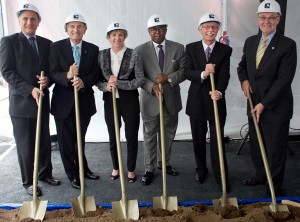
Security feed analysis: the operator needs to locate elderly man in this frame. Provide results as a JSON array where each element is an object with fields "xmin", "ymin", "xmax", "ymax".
[
  {"xmin": 0, "ymin": 3, "xmax": 60, "ymax": 196},
  {"xmin": 49, "ymin": 13, "xmax": 101, "ymax": 189},
  {"xmin": 185, "ymin": 13, "xmax": 232, "ymax": 191},
  {"xmin": 136, "ymin": 15, "xmax": 185, "ymax": 185},
  {"xmin": 238, "ymin": 0, "xmax": 297, "ymax": 195}
]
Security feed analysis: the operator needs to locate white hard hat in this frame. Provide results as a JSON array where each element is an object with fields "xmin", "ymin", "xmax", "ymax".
[
  {"xmin": 65, "ymin": 13, "xmax": 86, "ymax": 26},
  {"xmin": 106, "ymin": 22, "xmax": 127, "ymax": 36},
  {"xmin": 257, "ymin": 0, "xmax": 281, "ymax": 15},
  {"xmin": 198, "ymin": 13, "xmax": 220, "ymax": 28},
  {"xmin": 16, "ymin": 3, "xmax": 40, "ymax": 20},
  {"xmin": 147, "ymin": 14, "xmax": 168, "ymax": 29}
]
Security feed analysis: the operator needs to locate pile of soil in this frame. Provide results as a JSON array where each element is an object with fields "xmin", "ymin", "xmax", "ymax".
[{"xmin": 1, "ymin": 202, "xmax": 300, "ymax": 222}]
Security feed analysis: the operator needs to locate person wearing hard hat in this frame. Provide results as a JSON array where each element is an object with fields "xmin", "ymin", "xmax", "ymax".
[
  {"xmin": 136, "ymin": 15, "xmax": 185, "ymax": 185},
  {"xmin": 97, "ymin": 22, "xmax": 145, "ymax": 183},
  {"xmin": 49, "ymin": 13, "xmax": 101, "ymax": 189},
  {"xmin": 0, "ymin": 3, "xmax": 61, "ymax": 196},
  {"xmin": 185, "ymin": 13, "xmax": 232, "ymax": 190},
  {"xmin": 238, "ymin": 0, "xmax": 297, "ymax": 195}
]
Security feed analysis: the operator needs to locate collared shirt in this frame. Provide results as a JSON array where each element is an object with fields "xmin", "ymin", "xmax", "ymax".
[
  {"xmin": 23, "ymin": 33, "xmax": 39, "ymax": 55},
  {"xmin": 152, "ymin": 40, "xmax": 166, "ymax": 62},
  {"xmin": 259, "ymin": 30, "xmax": 276, "ymax": 49},
  {"xmin": 110, "ymin": 46, "xmax": 127, "ymax": 98},
  {"xmin": 201, "ymin": 41, "xmax": 216, "ymax": 81}
]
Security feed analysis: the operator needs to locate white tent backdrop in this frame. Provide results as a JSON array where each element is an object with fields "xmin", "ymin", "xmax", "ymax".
[{"xmin": 1, "ymin": 0, "xmax": 299, "ymax": 142}]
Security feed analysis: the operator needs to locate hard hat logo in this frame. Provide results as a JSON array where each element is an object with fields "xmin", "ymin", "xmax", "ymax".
[
  {"xmin": 209, "ymin": 14, "xmax": 215, "ymax": 19},
  {"xmin": 265, "ymin": 3, "xmax": 271, "ymax": 9},
  {"xmin": 114, "ymin": 23, "xmax": 119, "ymax": 28},
  {"xmin": 154, "ymin": 18, "xmax": 160, "ymax": 23},
  {"xmin": 73, "ymin": 15, "xmax": 79, "ymax": 19},
  {"xmin": 23, "ymin": 4, "xmax": 29, "ymax": 9}
]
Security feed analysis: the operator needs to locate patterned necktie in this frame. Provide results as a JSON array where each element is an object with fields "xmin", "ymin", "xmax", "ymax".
[
  {"xmin": 158, "ymin": 45, "xmax": 164, "ymax": 72},
  {"xmin": 256, "ymin": 37, "xmax": 267, "ymax": 69},
  {"xmin": 205, "ymin": 47, "xmax": 211, "ymax": 62},
  {"xmin": 72, "ymin": 45, "xmax": 80, "ymax": 67},
  {"xmin": 29, "ymin": 37, "xmax": 39, "ymax": 59}
]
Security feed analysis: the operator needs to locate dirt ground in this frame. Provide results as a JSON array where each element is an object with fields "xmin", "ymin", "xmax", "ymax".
[{"xmin": 1, "ymin": 202, "xmax": 300, "ymax": 222}]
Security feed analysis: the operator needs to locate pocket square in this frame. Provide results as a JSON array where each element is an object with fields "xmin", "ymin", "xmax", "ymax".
[{"xmin": 172, "ymin": 59, "xmax": 177, "ymax": 62}]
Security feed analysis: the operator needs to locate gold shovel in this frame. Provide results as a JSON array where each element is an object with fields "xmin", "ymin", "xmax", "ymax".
[
  {"xmin": 111, "ymin": 87, "xmax": 139, "ymax": 220},
  {"xmin": 20, "ymin": 71, "xmax": 48, "ymax": 221},
  {"xmin": 153, "ymin": 84, "xmax": 178, "ymax": 211},
  {"xmin": 71, "ymin": 76, "xmax": 96, "ymax": 217},
  {"xmin": 248, "ymin": 94, "xmax": 288, "ymax": 212},
  {"xmin": 209, "ymin": 73, "xmax": 238, "ymax": 210}
]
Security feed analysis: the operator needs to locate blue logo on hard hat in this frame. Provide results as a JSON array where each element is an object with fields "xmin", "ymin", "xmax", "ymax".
[
  {"xmin": 265, "ymin": 3, "xmax": 270, "ymax": 8},
  {"xmin": 209, "ymin": 14, "xmax": 215, "ymax": 19},
  {"xmin": 154, "ymin": 17, "xmax": 160, "ymax": 22},
  {"xmin": 23, "ymin": 4, "xmax": 29, "ymax": 9},
  {"xmin": 114, "ymin": 23, "xmax": 119, "ymax": 27},
  {"xmin": 73, "ymin": 14, "xmax": 79, "ymax": 19}
]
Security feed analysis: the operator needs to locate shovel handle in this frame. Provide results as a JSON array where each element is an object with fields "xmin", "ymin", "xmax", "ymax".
[
  {"xmin": 32, "ymin": 71, "xmax": 44, "ymax": 200},
  {"xmin": 74, "ymin": 76, "xmax": 85, "ymax": 198},
  {"xmin": 248, "ymin": 94, "xmax": 277, "ymax": 211},
  {"xmin": 209, "ymin": 73, "xmax": 227, "ymax": 202}
]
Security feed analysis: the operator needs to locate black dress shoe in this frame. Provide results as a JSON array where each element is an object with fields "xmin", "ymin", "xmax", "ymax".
[
  {"xmin": 71, "ymin": 179, "xmax": 80, "ymax": 189},
  {"xmin": 128, "ymin": 176, "xmax": 136, "ymax": 183},
  {"xmin": 142, "ymin": 171, "xmax": 153, "ymax": 185},
  {"xmin": 111, "ymin": 174, "xmax": 119, "ymax": 180},
  {"xmin": 85, "ymin": 171, "xmax": 100, "ymax": 180},
  {"xmin": 242, "ymin": 177, "xmax": 262, "ymax": 186},
  {"xmin": 26, "ymin": 185, "xmax": 42, "ymax": 196},
  {"xmin": 158, "ymin": 165, "xmax": 178, "ymax": 176},
  {"xmin": 196, "ymin": 171, "xmax": 208, "ymax": 184},
  {"xmin": 39, "ymin": 176, "xmax": 61, "ymax": 186}
]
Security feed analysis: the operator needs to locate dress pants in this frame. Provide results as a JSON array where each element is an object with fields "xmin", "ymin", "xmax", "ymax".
[
  {"xmin": 11, "ymin": 115, "xmax": 53, "ymax": 188},
  {"xmin": 54, "ymin": 108, "xmax": 91, "ymax": 181},
  {"xmin": 142, "ymin": 102, "xmax": 178, "ymax": 172},
  {"xmin": 248, "ymin": 117, "xmax": 289, "ymax": 191},
  {"xmin": 190, "ymin": 116, "xmax": 228, "ymax": 184},
  {"xmin": 104, "ymin": 97, "xmax": 140, "ymax": 172}
]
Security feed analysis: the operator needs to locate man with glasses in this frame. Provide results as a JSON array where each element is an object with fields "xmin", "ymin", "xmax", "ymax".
[
  {"xmin": 49, "ymin": 13, "xmax": 101, "ymax": 189},
  {"xmin": 136, "ymin": 14, "xmax": 185, "ymax": 185},
  {"xmin": 185, "ymin": 13, "xmax": 232, "ymax": 191},
  {"xmin": 238, "ymin": 0, "xmax": 297, "ymax": 195}
]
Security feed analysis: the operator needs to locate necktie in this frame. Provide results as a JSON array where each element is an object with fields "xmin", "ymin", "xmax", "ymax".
[
  {"xmin": 256, "ymin": 37, "xmax": 267, "ymax": 69},
  {"xmin": 205, "ymin": 47, "xmax": 211, "ymax": 62},
  {"xmin": 158, "ymin": 45, "xmax": 164, "ymax": 72},
  {"xmin": 72, "ymin": 45, "xmax": 80, "ymax": 67},
  {"xmin": 29, "ymin": 37, "xmax": 39, "ymax": 59}
]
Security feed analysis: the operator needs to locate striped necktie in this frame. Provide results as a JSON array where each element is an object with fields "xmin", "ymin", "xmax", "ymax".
[
  {"xmin": 205, "ymin": 47, "xmax": 211, "ymax": 62},
  {"xmin": 256, "ymin": 37, "xmax": 267, "ymax": 69}
]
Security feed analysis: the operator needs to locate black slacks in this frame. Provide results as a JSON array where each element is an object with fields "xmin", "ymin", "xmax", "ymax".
[{"xmin": 104, "ymin": 97, "xmax": 140, "ymax": 172}]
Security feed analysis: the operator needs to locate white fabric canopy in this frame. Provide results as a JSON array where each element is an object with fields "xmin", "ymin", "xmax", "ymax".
[{"xmin": 1, "ymin": 0, "xmax": 299, "ymax": 142}]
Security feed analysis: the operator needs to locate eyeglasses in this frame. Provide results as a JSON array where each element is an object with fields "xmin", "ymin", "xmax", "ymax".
[
  {"xmin": 201, "ymin": 25, "xmax": 219, "ymax": 30},
  {"xmin": 149, "ymin": 27, "xmax": 166, "ymax": 33},
  {"xmin": 258, "ymin": 16, "xmax": 278, "ymax": 22}
]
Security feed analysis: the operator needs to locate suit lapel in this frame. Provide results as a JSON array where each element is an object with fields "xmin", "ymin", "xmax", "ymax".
[
  {"xmin": 64, "ymin": 39, "xmax": 75, "ymax": 65},
  {"xmin": 80, "ymin": 41, "xmax": 89, "ymax": 72},
  {"xmin": 195, "ymin": 41, "xmax": 206, "ymax": 68},
  {"xmin": 147, "ymin": 41, "xmax": 161, "ymax": 72},
  {"xmin": 19, "ymin": 32, "xmax": 40, "ymax": 66}
]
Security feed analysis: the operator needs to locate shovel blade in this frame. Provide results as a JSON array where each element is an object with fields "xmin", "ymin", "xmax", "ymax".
[
  {"xmin": 112, "ymin": 199, "xmax": 139, "ymax": 220},
  {"xmin": 153, "ymin": 195, "xmax": 178, "ymax": 211},
  {"xmin": 263, "ymin": 203, "xmax": 289, "ymax": 213},
  {"xmin": 19, "ymin": 199, "xmax": 48, "ymax": 221},
  {"xmin": 213, "ymin": 197, "xmax": 239, "ymax": 210},
  {"xmin": 71, "ymin": 196, "xmax": 96, "ymax": 217}
]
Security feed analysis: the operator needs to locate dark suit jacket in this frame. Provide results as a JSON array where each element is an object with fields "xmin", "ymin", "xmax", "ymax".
[
  {"xmin": 0, "ymin": 32, "xmax": 51, "ymax": 118},
  {"xmin": 97, "ymin": 48, "xmax": 145, "ymax": 102},
  {"xmin": 185, "ymin": 41, "xmax": 232, "ymax": 120},
  {"xmin": 49, "ymin": 38, "xmax": 101, "ymax": 119},
  {"xmin": 237, "ymin": 32, "xmax": 297, "ymax": 122}
]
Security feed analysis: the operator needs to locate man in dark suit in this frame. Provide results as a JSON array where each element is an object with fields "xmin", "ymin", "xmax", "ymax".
[
  {"xmin": 136, "ymin": 15, "xmax": 186, "ymax": 185},
  {"xmin": 0, "ymin": 3, "xmax": 60, "ymax": 196},
  {"xmin": 238, "ymin": 0, "xmax": 297, "ymax": 195},
  {"xmin": 49, "ymin": 13, "xmax": 101, "ymax": 189},
  {"xmin": 185, "ymin": 13, "xmax": 232, "ymax": 190}
]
